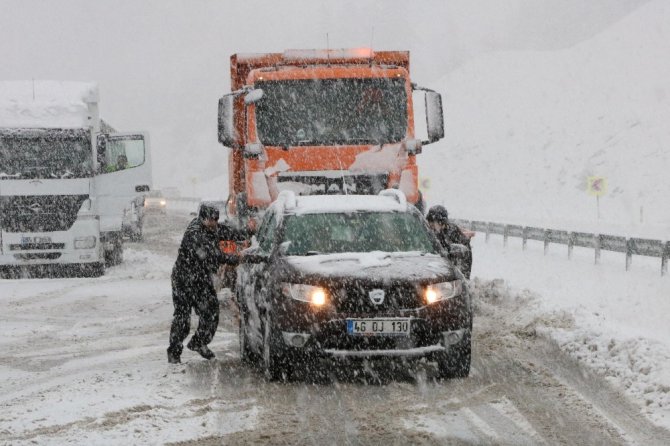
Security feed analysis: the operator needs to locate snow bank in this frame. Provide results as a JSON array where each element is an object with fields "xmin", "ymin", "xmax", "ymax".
[
  {"xmin": 472, "ymin": 234, "xmax": 670, "ymax": 429},
  {"xmin": 0, "ymin": 81, "xmax": 98, "ymax": 128}
]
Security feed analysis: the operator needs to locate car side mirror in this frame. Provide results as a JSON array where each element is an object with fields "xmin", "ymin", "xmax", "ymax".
[
  {"xmin": 278, "ymin": 241, "xmax": 291, "ymax": 256},
  {"xmin": 241, "ymin": 252, "xmax": 268, "ymax": 264},
  {"xmin": 448, "ymin": 243, "xmax": 469, "ymax": 259}
]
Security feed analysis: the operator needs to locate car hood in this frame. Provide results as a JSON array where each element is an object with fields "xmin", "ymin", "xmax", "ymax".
[{"xmin": 285, "ymin": 251, "xmax": 454, "ymax": 283}]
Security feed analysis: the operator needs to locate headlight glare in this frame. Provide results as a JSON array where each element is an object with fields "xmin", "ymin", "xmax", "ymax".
[
  {"xmin": 282, "ymin": 283, "xmax": 328, "ymax": 306},
  {"xmin": 424, "ymin": 280, "xmax": 462, "ymax": 304}
]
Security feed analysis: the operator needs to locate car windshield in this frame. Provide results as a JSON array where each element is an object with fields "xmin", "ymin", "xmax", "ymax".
[
  {"xmin": 281, "ymin": 211, "xmax": 437, "ymax": 255},
  {"xmin": 148, "ymin": 191, "xmax": 163, "ymax": 198},
  {"xmin": 0, "ymin": 131, "xmax": 93, "ymax": 179},
  {"xmin": 255, "ymin": 77, "xmax": 407, "ymax": 146}
]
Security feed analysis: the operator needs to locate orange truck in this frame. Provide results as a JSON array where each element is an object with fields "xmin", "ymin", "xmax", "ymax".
[{"xmin": 217, "ymin": 48, "xmax": 444, "ymax": 226}]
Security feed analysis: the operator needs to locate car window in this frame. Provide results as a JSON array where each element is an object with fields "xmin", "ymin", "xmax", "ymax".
[
  {"xmin": 281, "ymin": 211, "xmax": 437, "ymax": 255},
  {"xmin": 256, "ymin": 212, "xmax": 277, "ymax": 253}
]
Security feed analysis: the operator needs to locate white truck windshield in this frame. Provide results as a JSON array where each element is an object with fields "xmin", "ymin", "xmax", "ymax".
[{"xmin": 0, "ymin": 130, "xmax": 93, "ymax": 179}]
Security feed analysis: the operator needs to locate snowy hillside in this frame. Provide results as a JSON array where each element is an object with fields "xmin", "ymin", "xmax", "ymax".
[{"xmin": 420, "ymin": 0, "xmax": 670, "ymax": 236}]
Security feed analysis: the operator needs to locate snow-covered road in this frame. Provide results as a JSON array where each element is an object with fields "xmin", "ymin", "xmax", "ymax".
[{"xmin": 1, "ymin": 213, "xmax": 669, "ymax": 445}]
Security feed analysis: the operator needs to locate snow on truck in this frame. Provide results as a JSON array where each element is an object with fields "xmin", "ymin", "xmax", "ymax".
[
  {"xmin": 0, "ymin": 81, "xmax": 152, "ymax": 276},
  {"xmin": 217, "ymin": 48, "xmax": 444, "ymax": 228}
]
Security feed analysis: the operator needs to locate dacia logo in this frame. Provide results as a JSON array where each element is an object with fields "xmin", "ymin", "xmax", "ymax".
[{"xmin": 369, "ymin": 289, "xmax": 385, "ymax": 305}]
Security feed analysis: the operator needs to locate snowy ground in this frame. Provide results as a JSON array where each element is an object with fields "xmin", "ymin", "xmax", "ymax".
[
  {"xmin": 1, "ymin": 213, "xmax": 670, "ymax": 445},
  {"xmin": 471, "ymin": 233, "xmax": 670, "ymax": 429}
]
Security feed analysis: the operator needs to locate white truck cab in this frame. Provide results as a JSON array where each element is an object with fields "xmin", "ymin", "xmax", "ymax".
[{"xmin": 0, "ymin": 81, "xmax": 152, "ymax": 276}]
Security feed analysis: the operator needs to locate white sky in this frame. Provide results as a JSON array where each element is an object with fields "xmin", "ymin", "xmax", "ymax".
[{"xmin": 0, "ymin": 0, "xmax": 650, "ymax": 192}]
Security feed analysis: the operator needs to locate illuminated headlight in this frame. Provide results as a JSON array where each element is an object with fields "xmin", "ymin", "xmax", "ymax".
[
  {"xmin": 74, "ymin": 236, "xmax": 96, "ymax": 249},
  {"xmin": 281, "ymin": 283, "xmax": 327, "ymax": 306},
  {"xmin": 424, "ymin": 280, "xmax": 463, "ymax": 304},
  {"xmin": 160, "ymin": 200, "xmax": 167, "ymax": 206}
]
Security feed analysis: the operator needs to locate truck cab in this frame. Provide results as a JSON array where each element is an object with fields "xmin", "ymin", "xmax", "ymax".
[
  {"xmin": 218, "ymin": 49, "xmax": 444, "ymax": 226},
  {"xmin": 0, "ymin": 81, "xmax": 151, "ymax": 276}
]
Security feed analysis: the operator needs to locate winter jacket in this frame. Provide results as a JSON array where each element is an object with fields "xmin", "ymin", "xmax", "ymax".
[{"xmin": 172, "ymin": 218, "xmax": 237, "ymax": 289}]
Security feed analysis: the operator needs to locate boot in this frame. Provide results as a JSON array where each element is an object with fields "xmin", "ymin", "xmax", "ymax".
[
  {"xmin": 187, "ymin": 343, "xmax": 215, "ymax": 360},
  {"xmin": 167, "ymin": 350, "xmax": 181, "ymax": 364}
]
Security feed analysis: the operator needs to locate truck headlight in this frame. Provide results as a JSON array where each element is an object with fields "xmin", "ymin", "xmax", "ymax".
[
  {"xmin": 424, "ymin": 280, "xmax": 462, "ymax": 304},
  {"xmin": 281, "ymin": 283, "xmax": 327, "ymax": 306},
  {"xmin": 74, "ymin": 236, "xmax": 96, "ymax": 249}
]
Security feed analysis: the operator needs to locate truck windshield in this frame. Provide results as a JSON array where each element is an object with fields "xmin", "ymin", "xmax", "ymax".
[
  {"xmin": 255, "ymin": 77, "xmax": 407, "ymax": 146},
  {"xmin": 281, "ymin": 211, "xmax": 437, "ymax": 255},
  {"xmin": 0, "ymin": 130, "xmax": 93, "ymax": 180}
]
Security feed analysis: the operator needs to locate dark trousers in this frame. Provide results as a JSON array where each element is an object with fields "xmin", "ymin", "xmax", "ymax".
[{"xmin": 167, "ymin": 275, "xmax": 219, "ymax": 356}]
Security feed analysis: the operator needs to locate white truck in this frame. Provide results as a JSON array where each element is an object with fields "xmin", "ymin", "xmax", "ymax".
[{"xmin": 0, "ymin": 81, "xmax": 152, "ymax": 276}]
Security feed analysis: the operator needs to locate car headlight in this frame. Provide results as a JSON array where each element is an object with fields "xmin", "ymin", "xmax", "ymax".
[
  {"xmin": 424, "ymin": 280, "xmax": 463, "ymax": 304},
  {"xmin": 281, "ymin": 283, "xmax": 327, "ymax": 306},
  {"xmin": 74, "ymin": 236, "xmax": 96, "ymax": 249},
  {"xmin": 160, "ymin": 200, "xmax": 167, "ymax": 206}
]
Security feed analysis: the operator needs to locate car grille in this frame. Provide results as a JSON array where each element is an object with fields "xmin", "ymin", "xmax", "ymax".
[
  {"xmin": 0, "ymin": 195, "xmax": 88, "ymax": 232},
  {"xmin": 331, "ymin": 280, "xmax": 423, "ymax": 314}
]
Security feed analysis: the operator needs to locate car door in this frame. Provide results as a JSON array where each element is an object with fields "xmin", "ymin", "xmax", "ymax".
[
  {"xmin": 94, "ymin": 133, "xmax": 152, "ymax": 234},
  {"xmin": 239, "ymin": 210, "xmax": 277, "ymax": 350}
]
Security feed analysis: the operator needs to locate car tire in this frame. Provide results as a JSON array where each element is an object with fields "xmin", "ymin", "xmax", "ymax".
[
  {"xmin": 239, "ymin": 307, "xmax": 254, "ymax": 365},
  {"xmin": 437, "ymin": 331, "xmax": 472, "ymax": 379},
  {"xmin": 262, "ymin": 312, "xmax": 289, "ymax": 381}
]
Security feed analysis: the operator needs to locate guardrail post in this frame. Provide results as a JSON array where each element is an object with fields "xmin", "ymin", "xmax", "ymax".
[
  {"xmin": 567, "ymin": 232, "xmax": 574, "ymax": 260},
  {"xmin": 625, "ymin": 239, "xmax": 633, "ymax": 271},
  {"xmin": 503, "ymin": 225, "xmax": 509, "ymax": 247},
  {"xmin": 522, "ymin": 227, "xmax": 528, "ymax": 251},
  {"xmin": 485, "ymin": 222, "xmax": 491, "ymax": 243},
  {"xmin": 543, "ymin": 229, "xmax": 550, "ymax": 256},
  {"xmin": 595, "ymin": 234, "xmax": 601, "ymax": 265}
]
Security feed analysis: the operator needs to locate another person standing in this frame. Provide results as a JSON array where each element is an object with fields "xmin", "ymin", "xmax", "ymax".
[
  {"xmin": 426, "ymin": 205, "xmax": 474, "ymax": 279},
  {"xmin": 167, "ymin": 204, "xmax": 237, "ymax": 364}
]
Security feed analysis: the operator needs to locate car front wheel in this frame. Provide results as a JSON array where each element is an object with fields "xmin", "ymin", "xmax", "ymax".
[
  {"xmin": 437, "ymin": 331, "xmax": 472, "ymax": 379},
  {"xmin": 263, "ymin": 312, "xmax": 289, "ymax": 381},
  {"xmin": 239, "ymin": 307, "xmax": 254, "ymax": 365}
]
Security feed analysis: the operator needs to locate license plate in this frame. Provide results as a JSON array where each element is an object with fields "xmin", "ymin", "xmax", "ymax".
[
  {"xmin": 346, "ymin": 318, "xmax": 410, "ymax": 336},
  {"xmin": 22, "ymin": 236, "xmax": 52, "ymax": 245}
]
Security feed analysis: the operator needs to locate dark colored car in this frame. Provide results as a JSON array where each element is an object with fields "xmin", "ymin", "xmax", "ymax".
[{"xmin": 236, "ymin": 190, "xmax": 472, "ymax": 381}]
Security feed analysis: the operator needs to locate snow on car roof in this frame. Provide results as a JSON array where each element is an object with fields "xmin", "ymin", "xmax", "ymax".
[
  {"xmin": 0, "ymin": 81, "xmax": 98, "ymax": 129},
  {"xmin": 290, "ymin": 193, "xmax": 409, "ymax": 215}
]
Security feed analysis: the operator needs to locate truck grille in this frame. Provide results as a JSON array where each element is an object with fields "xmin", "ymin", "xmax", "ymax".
[
  {"xmin": 278, "ymin": 173, "xmax": 389, "ymax": 195},
  {"xmin": 9, "ymin": 243, "xmax": 66, "ymax": 251},
  {"xmin": 13, "ymin": 253, "xmax": 62, "ymax": 260},
  {"xmin": 0, "ymin": 195, "xmax": 88, "ymax": 232}
]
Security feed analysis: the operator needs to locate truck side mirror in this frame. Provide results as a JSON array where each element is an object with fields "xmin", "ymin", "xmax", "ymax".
[
  {"xmin": 218, "ymin": 94, "xmax": 236, "ymax": 147},
  {"xmin": 425, "ymin": 91, "xmax": 444, "ymax": 143}
]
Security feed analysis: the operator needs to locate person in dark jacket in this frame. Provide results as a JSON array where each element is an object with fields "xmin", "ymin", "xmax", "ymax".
[
  {"xmin": 167, "ymin": 204, "xmax": 238, "ymax": 364},
  {"xmin": 426, "ymin": 205, "xmax": 473, "ymax": 279}
]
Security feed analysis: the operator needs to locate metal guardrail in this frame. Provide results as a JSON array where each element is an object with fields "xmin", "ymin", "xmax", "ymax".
[{"xmin": 452, "ymin": 218, "xmax": 669, "ymax": 276}]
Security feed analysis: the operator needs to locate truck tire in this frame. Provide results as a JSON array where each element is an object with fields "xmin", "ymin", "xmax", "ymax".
[
  {"xmin": 84, "ymin": 262, "xmax": 105, "ymax": 277},
  {"xmin": 105, "ymin": 241, "xmax": 123, "ymax": 267}
]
